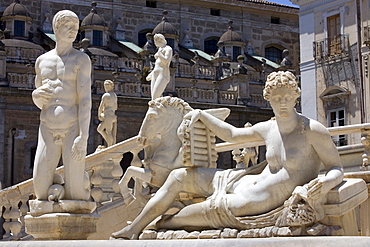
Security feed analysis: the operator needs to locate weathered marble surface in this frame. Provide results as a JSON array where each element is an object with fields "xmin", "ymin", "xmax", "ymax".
[
  {"xmin": 112, "ymin": 71, "xmax": 346, "ymax": 239},
  {"xmin": 97, "ymin": 79, "xmax": 118, "ymax": 147},
  {"xmin": 31, "ymin": 10, "xmax": 91, "ymax": 201},
  {"xmin": 2, "ymin": 237, "xmax": 370, "ymax": 247},
  {"xmin": 146, "ymin": 34, "xmax": 173, "ymax": 99}
]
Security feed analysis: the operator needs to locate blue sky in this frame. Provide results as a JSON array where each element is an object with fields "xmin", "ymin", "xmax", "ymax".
[{"xmin": 269, "ymin": 0, "xmax": 299, "ymax": 7}]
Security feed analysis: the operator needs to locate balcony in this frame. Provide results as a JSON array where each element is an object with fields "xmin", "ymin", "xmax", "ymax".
[{"xmin": 313, "ymin": 34, "xmax": 349, "ymax": 62}]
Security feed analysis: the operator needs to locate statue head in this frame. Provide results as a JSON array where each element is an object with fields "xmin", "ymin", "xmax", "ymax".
[
  {"xmin": 52, "ymin": 10, "xmax": 79, "ymax": 35},
  {"xmin": 104, "ymin": 80, "xmax": 114, "ymax": 92},
  {"xmin": 263, "ymin": 71, "xmax": 300, "ymax": 101},
  {"xmin": 153, "ymin": 33, "xmax": 167, "ymax": 47}
]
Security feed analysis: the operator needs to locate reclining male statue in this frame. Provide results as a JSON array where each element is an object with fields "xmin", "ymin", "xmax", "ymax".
[{"xmin": 112, "ymin": 71, "xmax": 344, "ymax": 239}]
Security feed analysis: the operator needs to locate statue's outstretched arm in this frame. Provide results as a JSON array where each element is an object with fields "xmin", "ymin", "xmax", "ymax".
[{"xmin": 184, "ymin": 109, "xmax": 264, "ymax": 144}]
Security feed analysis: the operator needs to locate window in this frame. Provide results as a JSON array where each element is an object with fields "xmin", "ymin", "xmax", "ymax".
[
  {"xmin": 327, "ymin": 14, "xmax": 341, "ymax": 56},
  {"xmin": 210, "ymin": 9, "xmax": 221, "ymax": 16},
  {"xmin": 204, "ymin": 37, "xmax": 218, "ymax": 55},
  {"xmin": 146, "ymin": 1, "xmax": 157, "ymax": 8},
  {"xmin": 14, "ymin": 20, "xmax": 25, "ymax": 37},
  {"xmin": 265, "ymin": 46, "xmax": 283, "ymax": 64},
  {"xmin": 271, "ymin": 17, "xmax": 280, "ymax": 24},
  {"xmin": 166, "ymin": 38, "xmax": 174, "ymax": 49},
  {"xmin": 233, "ymin": 46, "xmax": 241, "ymax": 61},
  {"xmin": 92, "ymin": 30, "xmax": 103, "ymax": 46},
  {"xmin": 328, "ymin": 109, "xmax": 347, "ymax": 146}
]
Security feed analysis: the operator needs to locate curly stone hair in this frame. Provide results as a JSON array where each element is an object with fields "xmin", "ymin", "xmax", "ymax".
[{"xmin": 263, "ymin": 71, "xmax": 301, "ymax": 101}]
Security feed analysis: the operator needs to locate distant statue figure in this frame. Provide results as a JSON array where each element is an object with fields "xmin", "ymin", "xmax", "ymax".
[
  {"xmin": 232, "ymin": 122, "xmax": 258, "ymax": 168},
  {"xmin": 112, "ymin": 71, "xmax": 343, "ymax": 239},
  {"xmin": 146, "ymin": 33, "xmax": 173, "ymax": 99},
  {"xmin": 280, "ymin": 49, "xmax": 293, "ymax": 67},
  {"xmin": 97, "ymin": 80, "xmax": 118, "ymax": 147},
  {"xmin": 32, "ymin": 10, "xmax": 91, "ymax": 201}
]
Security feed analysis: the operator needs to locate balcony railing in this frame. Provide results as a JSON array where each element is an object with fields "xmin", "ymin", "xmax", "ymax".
[{"xmin": 313, "ymin": 34, "xmax": 349, "ymax": 61}]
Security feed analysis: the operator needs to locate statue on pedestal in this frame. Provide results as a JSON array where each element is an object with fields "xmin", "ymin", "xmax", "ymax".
[
  {"xmin": 26, "ymin": 10, "xmax": 98, "ymax": 240},
  {"xmin": 32, "ymin": 10, "xmax": 91, "ymax": 201},
  {"xmin": 112, "ymin": 71, "xmax": 344, "ymax": 239},
  {"xmin": 146, "ymin": 34, "xmax": 173, "ymax": 99},
  {"xmin": 97, "ymin": 80, "xmax": 118, "ymax": 147}
]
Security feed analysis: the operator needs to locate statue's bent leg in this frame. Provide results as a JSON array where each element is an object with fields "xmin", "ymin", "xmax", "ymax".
[
  {"xmin": 33, "ymin": 125, "xmax": 62, "ymax": 200},
  {"xmin": 111, "ymin": 167, "xmax": 218, "ymax": 239},
  {"xmin": 156, "ymin": 201, "xmax": 213, "ymax": 230},
  {"xmin": 62, "ymin": 125, "xmax": 90, "ymax": 201},
  {"xmin": 118, "ymin": 166, "xmax": 152, "ymax": 205}
]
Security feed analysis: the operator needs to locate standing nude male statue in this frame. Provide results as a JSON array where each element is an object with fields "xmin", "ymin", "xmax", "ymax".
[
  {"xmin": 97, "ymin": 80, "xmax": 118, "ymax": 147},
  {"xmin": 32, "ymin": 10, "xmax": 91, "ymax": 201},
  {"xmin": 146, "ymin": 33, "xmax": 173, "ymax": 100}
]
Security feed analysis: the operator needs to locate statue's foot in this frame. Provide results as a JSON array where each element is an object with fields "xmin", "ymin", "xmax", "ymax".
[
  {"xmin": 123, "ymin": 192, "xmax": 136, "ymax": 206},
  {"xmin": 111, "ymin": 227, "xmax": 138, "ymax": 240}
]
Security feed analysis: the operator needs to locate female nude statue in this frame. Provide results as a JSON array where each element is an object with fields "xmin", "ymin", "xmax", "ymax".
[
  {"xmin": 146, "ymin": 33, "xmax": 173, "ymax": 100},
  {"xmin": 97, "ymin": 80, "xmax": 118, "ymax": 147},
  {"xmin": 112, "ymin": 71, "xmax": 343, "ymax": 239}
]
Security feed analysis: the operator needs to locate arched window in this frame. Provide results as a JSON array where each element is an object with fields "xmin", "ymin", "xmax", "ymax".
[
  {"xmin": 265, "ymin": 46, "xmax": 283, "ymax": 64},
  {"xmin": 138, "ymin": 29, "xmax": 153, "ymax": 47},
  {"xmin": 204, "ymin": 37, "xmax": 219, "ymax": 55}
]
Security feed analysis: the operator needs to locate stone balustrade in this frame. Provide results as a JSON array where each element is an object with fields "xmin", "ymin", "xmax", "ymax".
[
  {"xmin": 1, "ymin": 124, "xmax": 370, "ymax": 240},
  {"xmin": 7, "ymin": 73, "xmax": 35, "ymax": 88},
  {"xmin": 177, "ymin": 63, "xmax": 215, "ymax": 80},
  {"xmin": 176, "ymin": 87, "xmax": 237, "ymax": 104},
  {"xmin": 249, "ymin": 94, "xmax": 270, "ymax": 108},
  {"xmin": 92, "ymin": 57, "xmax": 142, "ymax": 72},
  {"xmin": 5, "ymin": 47, "xmax": 42, "ymax": 64}
]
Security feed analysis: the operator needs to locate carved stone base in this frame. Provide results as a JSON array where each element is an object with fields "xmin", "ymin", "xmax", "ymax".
[
  {"xmin": 25, "ymin": 200, "xmax": 100, "ymax": 240},
  {"xmin": 28, "ymin": 200, "xmax": 97, "ymax": 217},
  {"xmin": 25, "ymin": 213, "xmax": 100, "ymax": 240}
]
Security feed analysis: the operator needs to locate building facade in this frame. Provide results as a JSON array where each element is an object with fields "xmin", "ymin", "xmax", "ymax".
[
  {"xmin": 0, "ymin": 0, "xmax": 299, "ymax": 187},
  {"xmin": 291, "ymin": 0, "xmax": 370, "ymax": 148}
]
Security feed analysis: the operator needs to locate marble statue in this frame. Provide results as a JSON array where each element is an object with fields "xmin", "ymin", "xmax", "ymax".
[
  {"xmin": 280, "ymin": 49, "xmax": 293, "ymax": 68},
  {"xmin": 146, "ymin": 34, "xmax": 173, "ymax": 99},
  {"xmin": 97, "ymin": 80, "xmax": 118, "ymax": 147},
  {"xmin": 118, "ymin": 96, "xmax": 229, "ymax": 205},
  {"xmin": 32, "ymin": 10, "xmax": 91, "ymax": 201},
  {"xmin": 112, "ymin": 71, "xmax": 343, "ymax": 239}
]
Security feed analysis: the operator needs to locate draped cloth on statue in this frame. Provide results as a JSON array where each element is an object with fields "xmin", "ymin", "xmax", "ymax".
[{"xmin": 201, "ymin": 165, "xmax": 285, "ymax": 230}]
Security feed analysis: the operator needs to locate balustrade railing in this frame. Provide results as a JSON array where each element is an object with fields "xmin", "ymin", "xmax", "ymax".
[
  {"xmin": 92, "ymin": 57, "xmax": 142, "ymax": 72},
  {"xmin": 1, "ymin": 122, "xmax": 369, "ymax": 240},
  {"xmin": 177, "ymin": 63, "xmax": 215, "ymax": 80},
  {"xmin": 249, "ymin": 94, "xmax": 270, "ymax": 108},
  {"xmin": 7, "ymin": 73, "xmax": 34, "ymax": 89},
  {"xmin": 5, "ymin": 47, "xmax": 42, "ymax": 64}
]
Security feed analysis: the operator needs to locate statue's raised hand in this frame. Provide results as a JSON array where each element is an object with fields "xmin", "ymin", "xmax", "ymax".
[{"xmin": 71, "ymin": 136, "xmax": 87, "ymax": 161}]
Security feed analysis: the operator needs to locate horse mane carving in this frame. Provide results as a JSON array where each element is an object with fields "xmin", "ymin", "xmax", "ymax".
[{"xmin": 148, "ymin": 96, "xmax": 193, "ymax": 116}]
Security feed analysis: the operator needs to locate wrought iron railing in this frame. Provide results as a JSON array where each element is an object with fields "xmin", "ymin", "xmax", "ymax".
[{"xmin": 313, "ymin": 34, "xmax": 349, "ymax": 61}]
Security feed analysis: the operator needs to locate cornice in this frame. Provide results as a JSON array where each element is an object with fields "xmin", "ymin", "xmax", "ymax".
[{"xmin": 296, "ymin": 0, "xmax": 349, "ymax": 13}]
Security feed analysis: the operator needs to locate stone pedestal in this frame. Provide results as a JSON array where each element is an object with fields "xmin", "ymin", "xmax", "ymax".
[{"xmin": 25, "ymin": 200, "xmax": 100, "ymax": 240}]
